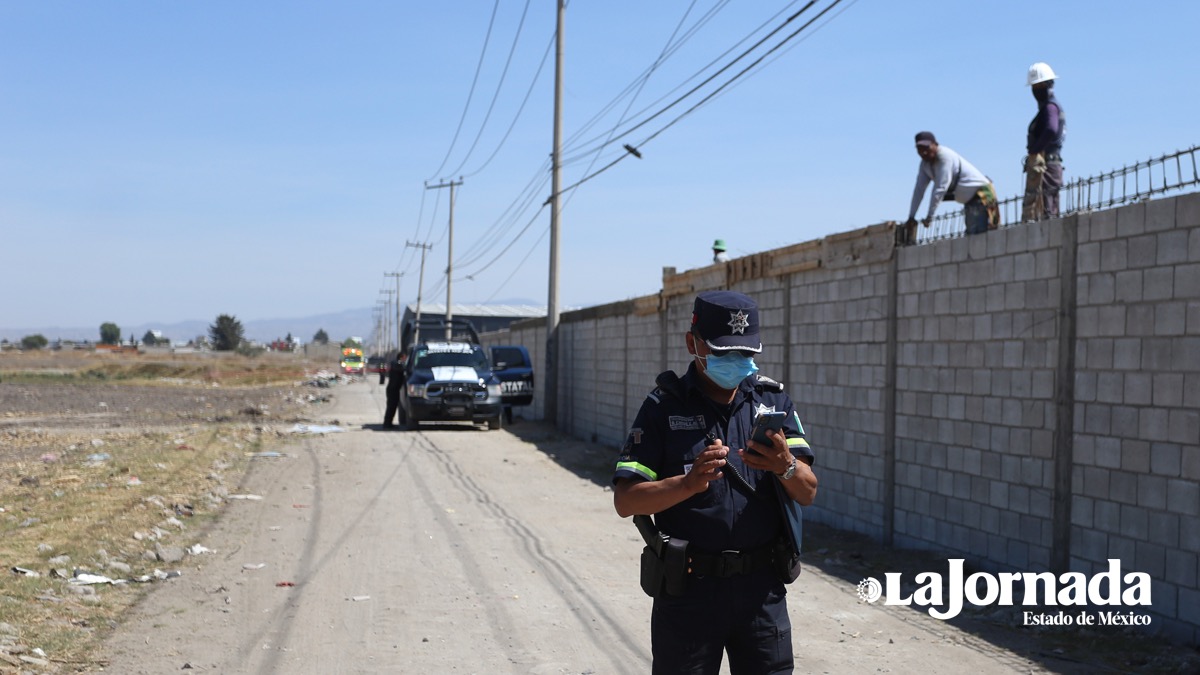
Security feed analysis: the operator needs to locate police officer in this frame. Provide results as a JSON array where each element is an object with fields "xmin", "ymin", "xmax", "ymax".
[
  {"xmin": 613, "ymin": 290, "xmax": 817, "ymax": 675},
  {"xmin": 381, "ymin": 352, "xmax": 405, "ymax": 429}
]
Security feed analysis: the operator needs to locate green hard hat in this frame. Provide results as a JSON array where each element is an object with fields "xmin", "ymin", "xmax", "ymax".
[{"xmin": 713, "ymin": 239, "xmax": 727, "ymax": 250}]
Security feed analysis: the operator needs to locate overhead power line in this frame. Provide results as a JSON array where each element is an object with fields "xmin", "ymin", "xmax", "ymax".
[
  {"xmin": 559, "ymin": 0, "xmax": 734, "ymax": 155},
  {"xmin": 448, "ymin": 0, "xmax": 534, "ymax": 178},
  {"xmin": 426, "ymin": 0, "xmax": 501, "ymax": 181},
  {"xmin": 561, "ymin": 0, "xmax": 815, "ymax": 165},
  {"xmin": 559, "ymin": 0, "xmax": 848, "ymax": 195}
]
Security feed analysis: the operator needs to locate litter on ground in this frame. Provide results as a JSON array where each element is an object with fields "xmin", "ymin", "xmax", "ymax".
[{"xmin": 288, "ymin": 424, "xmax": 344, "ymax": 434}]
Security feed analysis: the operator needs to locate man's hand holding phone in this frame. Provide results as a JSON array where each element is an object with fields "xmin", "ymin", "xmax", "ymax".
[{"xmin": 742, "ymin": 411, "xmax": 793, "ymax": 475}]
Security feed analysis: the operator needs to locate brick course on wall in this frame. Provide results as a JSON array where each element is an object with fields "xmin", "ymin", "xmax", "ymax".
[{"xmin": 479, "ymin": 192, "xmax": 1200, "ymax": 644}]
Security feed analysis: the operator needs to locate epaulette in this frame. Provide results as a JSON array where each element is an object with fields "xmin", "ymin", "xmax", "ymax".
[
  {"xmin": 652, "ymin": 370, "xmax": 687, "ymax": 402},
  {"xmin": 754, "ymin": 374, "xmax": 785, "ymax": 393}
]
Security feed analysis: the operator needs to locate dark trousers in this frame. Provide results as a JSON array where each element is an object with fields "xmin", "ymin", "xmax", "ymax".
[
  {"xmin": 383, "ymin": 392, "xmax": 399, "ymax": 426},
  {"xmin": 651, "ymin": 570, "xmax": 793, "ymax": 675}
]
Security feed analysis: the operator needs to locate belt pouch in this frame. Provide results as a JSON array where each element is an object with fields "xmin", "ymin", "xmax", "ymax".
[
  {"xmin": 664, "ymin": 538, "xmax": 689, "ymax": 596},
  {"xmin": 639, "ymin": 546, "xmax": 666, "ymax": 598}
]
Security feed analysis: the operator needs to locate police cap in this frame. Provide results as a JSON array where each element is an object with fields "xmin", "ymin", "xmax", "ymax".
[{"xmin": 691, "ymin": 290, "xmax": 762, "ymax": 353}]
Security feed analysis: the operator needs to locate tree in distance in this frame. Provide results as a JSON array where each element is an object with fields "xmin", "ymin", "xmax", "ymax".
[
  {"xmin": 142, "ymin": 330, "xmax": 159, "ymax": 346},
  {"xmin": 313, "ymin": 329, "xmax": 330, "ymax": 345},
  {"xmin": 99, "ymin": 322, "xmax": 121, "ymax": 345},
  {"xmin": 21, "ymin": 334, "xmax": 49, "ymax": 350},
  {"xmin": 209, "ymin": 314, "xmax": 245, "ymax": 351}
]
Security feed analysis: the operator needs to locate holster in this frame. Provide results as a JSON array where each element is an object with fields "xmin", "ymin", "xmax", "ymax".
[
  {"xmin": 638, "ymin": 538, "xmax": 690, "ymax": 598},
  {"xmin": 639, "ymin": 545, "xmax": 666, "ymax": 597},
  {"xmin": 635, "ymin": 514, "xmax": 689, "ymax": 597},
  {"xmin": 771, "ymin": 534, "xmax": 803, "ymax": 584},
  {"xmin": 663, "ymin": 538, "xmax": 689, "ymax": 596}
]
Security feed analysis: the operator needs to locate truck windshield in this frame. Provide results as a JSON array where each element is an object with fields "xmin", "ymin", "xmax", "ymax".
[{"xmin": 413, "ymin": 350, "xmax": 488, "ymax": 371}]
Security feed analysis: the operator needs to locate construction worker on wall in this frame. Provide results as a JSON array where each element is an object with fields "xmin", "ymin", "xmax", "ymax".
[
  {"xmin": 712, "ymin": 239, "xmax": 731, "ymax": 263},
  {"xmin": 1023, "ymin": 62, "xmax": 1066, "ymax": 221},
  {"xmin": 903, "ymin": 131, "xmax": 999, "ymax": 244}
]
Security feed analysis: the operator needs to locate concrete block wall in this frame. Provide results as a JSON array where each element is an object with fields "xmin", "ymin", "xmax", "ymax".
[
  {"xmin": 1069, "ymin": 196, "xmax": 1200, "ymax": 640},
  {"xmin": 892, "ymin": 220, "xmax": 1062, "ymax": 573},
  {"xmin": 788, "ymin": 262, "xmax": 892, "ymax": 538},
  {"xmin": 477, "ymin": 193, "xmax": 1200, "ymax": 643}
]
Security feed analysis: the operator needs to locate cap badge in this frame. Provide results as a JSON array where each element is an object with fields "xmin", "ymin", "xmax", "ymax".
[{"xmin": 727, "ymin": 310, "xmax": 750, "ymax": 335}]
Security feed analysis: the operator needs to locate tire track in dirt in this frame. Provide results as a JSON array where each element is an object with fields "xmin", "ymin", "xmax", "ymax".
[{"xmin": 411, "ymin": 431, "xmax": 649, "ymax": 673}]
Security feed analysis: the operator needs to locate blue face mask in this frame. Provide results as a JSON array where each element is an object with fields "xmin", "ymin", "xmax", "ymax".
[{"xmin": 699, "ymin": 352, "xmax": 758, "ymax": 390}]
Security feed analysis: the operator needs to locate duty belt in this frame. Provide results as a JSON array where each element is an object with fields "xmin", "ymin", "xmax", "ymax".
[{"xmin": 688, "ymin": 547, "xmax": 774, "ymax": 577}]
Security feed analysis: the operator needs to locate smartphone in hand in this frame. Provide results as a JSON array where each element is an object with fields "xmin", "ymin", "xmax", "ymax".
[{"xmin": 749, "ymin": 411, "xmax": 788, "ymax": 449}]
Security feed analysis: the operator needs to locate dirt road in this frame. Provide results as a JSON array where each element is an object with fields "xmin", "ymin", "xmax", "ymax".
[{"xmin": 94, "ymin": 381, "xmax": 1074, "ymax": 674}]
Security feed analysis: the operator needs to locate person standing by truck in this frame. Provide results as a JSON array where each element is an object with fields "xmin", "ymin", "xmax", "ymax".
[{"xmin": 381, "ymin": 352, "xmax": 405, "ymax": 429}]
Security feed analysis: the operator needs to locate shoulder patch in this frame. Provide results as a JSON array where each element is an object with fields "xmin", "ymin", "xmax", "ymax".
[
  {"xmin": 646, "ymin": 388, "xmax": 664, "ymax": 404},
  {"xmin": 754, "ymin": 374, "xmax": 784, "ymax": 393}
]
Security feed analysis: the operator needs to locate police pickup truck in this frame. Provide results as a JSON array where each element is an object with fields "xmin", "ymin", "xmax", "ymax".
[{"xmin": 398, "ymin": 340, "xmax": 504, "ymax": 430}]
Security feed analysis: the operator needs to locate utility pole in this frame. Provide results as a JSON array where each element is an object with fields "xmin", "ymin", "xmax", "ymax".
[
  {"xmin": 544, "ymin": 0, "xmax": 565, "ymax": 427},
  {"xmin": 426, "ymin": 179, "xmax": 462, "ymax": 340},
  {"xmin": 380, "ymin": 289, "xmax": 395, "ymax": 353},
  {"xmin": 385, "ymin": 271, "xmax": 404, "ymax": 354},
  {"xmin": 372, "ymin": 306, "xmax": 383, "ymax": 354},
  {"xmin": 406, "ymin": 241, "xmax": 433, "ymax": 346}
]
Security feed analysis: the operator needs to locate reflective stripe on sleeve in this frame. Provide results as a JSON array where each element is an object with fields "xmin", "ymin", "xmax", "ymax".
[
  {"xmin": 787, "ymin": 437, "xmax": 810, "ymax": 450},
  {"xmin": 615, "ymin": 461, "xmax": 658, "ymax": 482}
]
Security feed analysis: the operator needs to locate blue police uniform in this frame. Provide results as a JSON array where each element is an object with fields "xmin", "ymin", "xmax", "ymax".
[{"xmin": 614, "ymin": 291, "xmax": 814, "ymax": 675}]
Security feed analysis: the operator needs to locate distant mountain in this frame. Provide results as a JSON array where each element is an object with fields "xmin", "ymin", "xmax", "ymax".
[{"xmin": 1, "ymin": 308, "xmax": 374, "ymax": 346}]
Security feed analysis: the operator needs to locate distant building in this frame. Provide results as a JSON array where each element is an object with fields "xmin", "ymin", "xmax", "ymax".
[{"xmin": 399, "ymin": 303, "xmax": 544, "ymax": 349}]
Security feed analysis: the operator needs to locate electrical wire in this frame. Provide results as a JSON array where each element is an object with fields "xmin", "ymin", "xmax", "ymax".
[
  {"xmin": 451, "ymin": 2, "xmax": 732, "ymax": 281},
  {"xmin": 561, "ymin": 0, "xmax": 816, "ymax": 164},
  {"xmin": 568, "ymin": 0, "xmax": 700, "ymax": 192},
  {"xmin": 560, "ymin": 0, "xmax": 735, "ymax": 155},
  {"xmin": 560, "ymin": 0, "xmax": 809, "ymax": 164},
  {"xmin": 558, "ymin": 0, "xmax": 846, "ymax": 196},
  {"xmin": 422, "ymin": 0, "xmax": 851, "ymax": 305},
  {"xmin": 452, "ymin": 161, "xmax": 552, "ymax": 269},
  {"xmin": 484, "ymin": 225, "xmax": 549, "ymax": 302},
  {"xmin": 447, "ymin": 0, "xmax": 534, "ymax": 178},
  {"xmin": 709, "ymin": 0, "xmax": 861, "ymax": 103},
  {"xmin": 462, "ymin": 29, "xmax": 555, "ymax": 179},
  {"xmin": 426, "ymin": 0, "xmax": 501, "ymax": 181}
]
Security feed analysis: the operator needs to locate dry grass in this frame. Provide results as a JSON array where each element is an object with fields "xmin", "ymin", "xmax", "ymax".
[
  {"xmin": 0, "ymin": 350, "xmax": 314, "ymax": 387},
  {"xmin": 0, "ymin": 350, "xmax": 328, "ymax": 672}
]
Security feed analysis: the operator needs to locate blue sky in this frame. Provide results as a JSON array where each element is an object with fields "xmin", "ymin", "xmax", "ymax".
[{"xmin": 2, "ymin": 1, "xmax": 1198, "ymax": 333}]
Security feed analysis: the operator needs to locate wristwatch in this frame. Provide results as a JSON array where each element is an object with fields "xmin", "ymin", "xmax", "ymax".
[{"xmin": 778, "ymin": 457, "xmax": 797, "ymax": 480}]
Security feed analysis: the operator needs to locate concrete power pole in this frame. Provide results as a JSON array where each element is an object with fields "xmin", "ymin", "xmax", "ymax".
[
  {"xmin": 544, "ymin": 0, "xmax": 565, "ymax": 427},
  {"xmin": 385, "ymin": 271, "xmax": 404, "ymax": 354},
  {"xmin": 426, "ymin": 179, "xmax": 462, "ymax": 340},
  {"xmin": 379, "ymin": 289, "xmax": 396, "ymax": 352},
  {"xmin": 406, "ymin": 241, "xmax": 433, "ymax": 346}
]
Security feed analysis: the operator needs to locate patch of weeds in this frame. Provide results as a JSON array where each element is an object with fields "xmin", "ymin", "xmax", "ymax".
[{"xmin": 0, "ymin": 423, "xmax": 285, "ymax": 670}]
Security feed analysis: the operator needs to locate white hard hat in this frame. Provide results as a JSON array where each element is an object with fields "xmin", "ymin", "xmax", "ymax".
[{"xmin": 1027, "ymin": 62, "xmax": 1057, "ymax": 86}]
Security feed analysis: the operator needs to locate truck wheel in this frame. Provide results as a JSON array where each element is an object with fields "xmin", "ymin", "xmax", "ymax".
[{"xmin": 487, "ymin": 415, "xmax": 502, "ymax": 431}]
